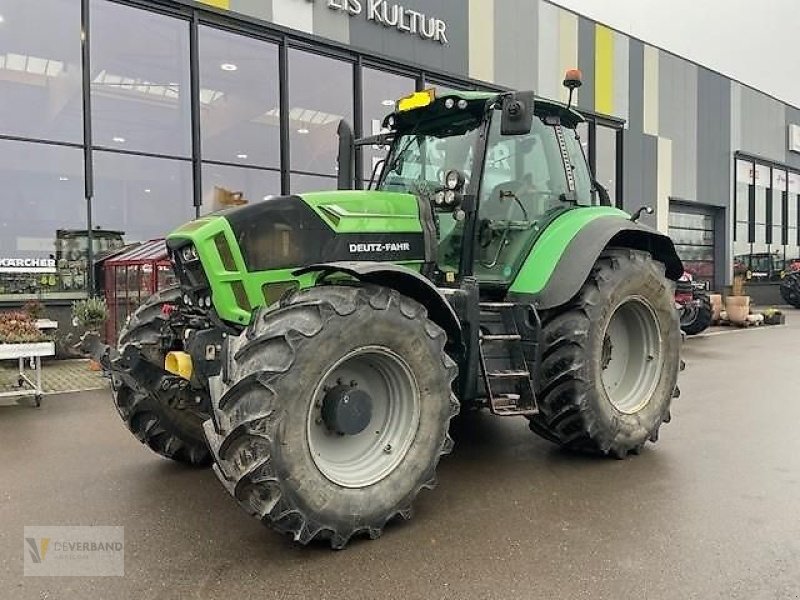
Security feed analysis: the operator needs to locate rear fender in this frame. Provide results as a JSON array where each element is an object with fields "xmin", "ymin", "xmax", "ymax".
[
  {"xmin": 509, "ymin": 215, "xmax": 683, "ymax": 310},
  {"xmin": 294, "ymin": 261, "xmax": 462, "ymax": 350}
]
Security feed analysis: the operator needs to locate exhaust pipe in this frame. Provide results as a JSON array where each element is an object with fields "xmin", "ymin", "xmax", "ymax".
[{"xmin": 337, "ymin": 120, "xmax": 354, "ymax": 190}]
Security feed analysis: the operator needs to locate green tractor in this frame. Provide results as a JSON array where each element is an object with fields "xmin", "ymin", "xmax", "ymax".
[{"xmin": 93, "ymin": 77, "xmax": 683, "ymax": 548}]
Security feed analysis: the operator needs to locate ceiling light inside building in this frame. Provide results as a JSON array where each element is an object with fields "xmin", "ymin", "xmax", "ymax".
[
  {"xmin": 0, "ymin": 52, "xmax": 64, "ymax": 77},
  {"xmin": 381, "ymin": 99, "xmax": 394, "ymax": 106},
  {"xmin": 144, "ymin": 188, "xmax": 151, "ymax": 194},
  {"xmin": 236, "ymin": 153, "xmax": 248, "ymax": 159},
  {"xmin": 297, "ymin": 128, "xmax": 310, "ymax": 134},
  {"xmin": 59, "ymin": 176, "xmax": 69, "ymax": 181},
  {"xmin": 220, "ymin": 63, "xmax": 238, "ymax": 71},
  {"xmin": 112, "ymin": 136, "xmax": 126, "ymax": 143},
  {"xmin": 0, "ymin": 15, "xmax": 5, "ymax": 24}
]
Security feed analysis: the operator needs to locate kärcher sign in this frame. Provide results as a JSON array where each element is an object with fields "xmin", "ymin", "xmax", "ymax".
[
  {"xmin": 0, "ymin": 257, "xmax": 57, "ymax": 274},
  {"xmin": 311, "ymin": 0, "xmax": 449, "ymax": 44}
]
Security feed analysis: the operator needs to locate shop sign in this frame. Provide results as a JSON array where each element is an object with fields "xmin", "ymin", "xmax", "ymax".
[
  {"xmin": 312, "ymin": 0, "xmax": 449, "ymax": 44},
  {"xmin": 790, "ymin": 124, "xmax": 800, "ymax": 154},
  {"xmin": 0, "ymin": 258, "xmax": 57, "ymax": 274}
]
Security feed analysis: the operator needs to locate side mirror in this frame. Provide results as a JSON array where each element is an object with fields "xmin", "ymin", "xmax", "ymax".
[
  {"xmin": 501, "ymin": 91, "xmax": 535, "ymax": 136},
  {"xmin": 630, "ymin": 205, "xmax": 654, "ymax": 223}
]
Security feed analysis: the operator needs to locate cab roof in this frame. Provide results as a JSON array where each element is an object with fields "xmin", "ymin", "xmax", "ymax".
[{"xmin": 384, "ymin": 89, "xmax": 585, "ymax": 131}]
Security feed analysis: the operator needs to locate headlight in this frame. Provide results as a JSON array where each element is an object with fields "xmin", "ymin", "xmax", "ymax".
[
  {"xmin": 444, "ymin": 98, "xmax": 455, "ymax": 109},
  {"xmin": 181, "ymin": 245, "xmax": 198, "ymax": 262},
  {"xmin": 445, "ymin": 169, "xmax": 463, "ymax": 191}
]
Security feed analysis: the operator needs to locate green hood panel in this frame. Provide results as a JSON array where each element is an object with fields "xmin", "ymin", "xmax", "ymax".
[
  {"xmin": 300, "ymin": 190, "xmax": 422, "ymax": 233},
  {"xmin": 509, "ymin": 206, "xmax": 630, "ymax": 295}
]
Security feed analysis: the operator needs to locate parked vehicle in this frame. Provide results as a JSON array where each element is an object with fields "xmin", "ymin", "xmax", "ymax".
[{"xmin": 676, "ymin": 271, "xmax": 713, "ymax": 335}]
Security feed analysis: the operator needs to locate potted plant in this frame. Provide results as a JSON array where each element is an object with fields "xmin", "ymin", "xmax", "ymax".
[
  {"xmin": 72, "ymin": 297, "xmax": 109, "ymax": 370},
  {"xmin": 725, "ymin": 274, "xmax": 750, "ymax": 324},
  {"xmin": 0, "ymin": 311, "xmax": 48, "ymax": 345},
  {"xmin": 23, "ymin": 299, "xmax": 44, "ymax": 321}
]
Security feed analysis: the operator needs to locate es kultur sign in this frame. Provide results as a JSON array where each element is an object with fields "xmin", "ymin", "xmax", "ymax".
[{"xmin": 309, "ymin": 0, "xmax": 449, "ymax": 44}]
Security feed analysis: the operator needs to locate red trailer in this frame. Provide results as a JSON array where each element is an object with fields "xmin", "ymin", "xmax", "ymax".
[{"xmin": 103, "ymin": 239, "xmax": 176, "ymax": 343}]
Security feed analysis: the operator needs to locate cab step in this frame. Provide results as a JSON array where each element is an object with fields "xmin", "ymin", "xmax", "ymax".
[{"xmin": 478, "ymin": 302, "xmax": 538, "ymax": 417}]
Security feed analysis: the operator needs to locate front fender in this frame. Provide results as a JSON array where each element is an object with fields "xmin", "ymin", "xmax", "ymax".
[
  {"xmin": 509, "ymin": 212, "xmax": 683, "ymax": 310},
  {"xmin": 294, "ymin": 261, "xmax": 462, "ymax": 350}
]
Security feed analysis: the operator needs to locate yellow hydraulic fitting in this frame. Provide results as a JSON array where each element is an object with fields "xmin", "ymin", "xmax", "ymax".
[{"xmin": 164, "ymin": 351, "xmax": 193, "ymax": 380}]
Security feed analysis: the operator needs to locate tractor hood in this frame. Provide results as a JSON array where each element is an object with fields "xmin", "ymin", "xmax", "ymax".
[{"xmin": 165, "ymin": 190, "xmax": 434, "ymax": 324}]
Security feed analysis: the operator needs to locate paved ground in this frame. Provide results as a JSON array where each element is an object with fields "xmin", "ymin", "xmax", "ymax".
[{"xmin": 2, "ymin": 317, "xmax": 800, "ymax": 599}]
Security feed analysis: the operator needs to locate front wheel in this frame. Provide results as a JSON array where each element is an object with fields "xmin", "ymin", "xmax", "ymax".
[
  {"xmin": 528, "ymin": 248, "xmax": 681, "ymax": 457},
  {"xmin": 205, "ymin": 284, "xmax": 458, "ymax": 548}
]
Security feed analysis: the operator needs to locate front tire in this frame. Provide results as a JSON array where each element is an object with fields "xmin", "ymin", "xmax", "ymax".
[
  {"xmin": 205, "ymin": 285, "xmax": 458, "ymax": 548},
  {"xmin": 113, "ymin": 287, "xmax": 211, "ymax": 466},
  {"xmin": 528, "ymin": 248, "xmax": 681, "ymax": 457}
]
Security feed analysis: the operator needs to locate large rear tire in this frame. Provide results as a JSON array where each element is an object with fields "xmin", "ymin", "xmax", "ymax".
[
  {"xmin": 528, "ymin": 248, "xmax": 680, "ymax": 457},
  {"xmin": 679, "ymin": 291, "xmax": 713, "ymax": 335},
  {"xmin": 205, "ymin": 284, "xmax": 458, "ymax": 548},
  {"xmin": 112, "ymin": 287, "xmax": 211, "ymax": 466},
  {"xmin": 780, "ymin": 271, "xmax": 800, "ymax": 308}
]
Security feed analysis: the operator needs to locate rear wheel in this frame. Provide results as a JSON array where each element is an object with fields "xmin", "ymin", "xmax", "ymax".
[
  {"xmin": 205, "ymin": 284, "xmax": 458, "ymax": 548},
  {"xmin": 528, "ymin": 248, "xmax": 680, "ymax": 457},
  {"xmin": 112, "ymin": 287, "xmax": 211, "ymax": 466},
  {"xmin": 679, "ymin": 291, "xmax": 712, "ymax": 335},
  {"xmin": 780, "ymin": 271, "xmax": 800, "ymax": 308}
]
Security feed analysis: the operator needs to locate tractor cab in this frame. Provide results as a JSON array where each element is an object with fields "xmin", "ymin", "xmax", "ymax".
[{"xmin": 368, "ymin": 88, "xmax": 601, "ymax": 288}]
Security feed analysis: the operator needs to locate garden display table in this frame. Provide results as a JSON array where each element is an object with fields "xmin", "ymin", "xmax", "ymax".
[{"xmin": 0, "ymin": 342, "xmax": 55, "ymax": 407}]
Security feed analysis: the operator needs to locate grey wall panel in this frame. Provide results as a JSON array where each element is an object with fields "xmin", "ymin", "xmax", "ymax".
[
  {"xmin": 622, "ymin": 39, "xmax": 645, "ymax": 213},
  {"xmin": 576, "ymin": 16, "xmax": 594, "ymax": 112},
  {"xmin": 492, "ymin": 0, "xmax": 538, "ymax": 91},
  {"xmin": 627, "ymin": 38, "xmax": 644, "ymax": 133},
  {"xmin": 658, "ymin": 51, "xmax": 697, "ymax": 201},
  {"xmin": 697, "ymin": 68, "xmax": 732, "ymax": 286},
  {"xmin": 312, "ymin": 0, "xmax": 349, "ymax": 44},
  {"xmin": 230, "ymin": 0, "xmax": 272, "ymax": 22},
  {"xmin": 739, "ymin": 86, "xmax": 786, "ymax": 162},
  {"xmin": 347, "ymin": 0, "xmax": 468, "ymax": 78},
  {"xmin": 697, "ymin": 67, "xmax": 731, "ymax": 208},
  {"xmin": 786, "ymin": 105, "xmax": 800, "ymax": 170},
  {"xmin": 536, "ymin": 1, "xmax": 560, "ymax": 101}
]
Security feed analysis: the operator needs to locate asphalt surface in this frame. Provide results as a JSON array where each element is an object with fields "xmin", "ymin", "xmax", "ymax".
[{"xmin": 2, "ymin": 318, "xmax": 800, "ymax": 599}]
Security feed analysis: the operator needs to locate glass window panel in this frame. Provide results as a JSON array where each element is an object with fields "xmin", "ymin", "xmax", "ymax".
[
  {"xmin": 90, "ymin": 1, "xmax": 191, "ymax": 156},
  {"xmin": 0, "ymin": 140, "xmax": 85, "ymax": 299},
  {"xmin": 0, "ymin": 0, "xmax": 82, "ymax": 142},
  {"xmin": 199, "ymin": 27, "xmax": 279, "ymax": 168},
  {"xmin": 93, "ymin": 151, "xmax": 194, "ymax": 244},
  {"xmin": 201, "ymin": 164, "xmax": 281, "ymax": 215},
  {"xmin": 290, "ymin": 172, "xmax": 338, "ymax": 194},
  {"xmin": 288, "ymin": 50, "xmax": 353, "ymax": 176},
  {"xmin": 595, "ymin": 125, "xmax": 618, "ymax": 206},
  {"xmin": 361, "ymin": 68, "xmax": 416, "ymax": 182}
]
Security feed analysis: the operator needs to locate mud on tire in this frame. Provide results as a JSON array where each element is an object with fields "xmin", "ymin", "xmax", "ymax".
[
  {"xmin": 528, "ymin": 248, "xmax": 681, "ymax": 458},
  {"xmin": 113, "ymin": 287, "xmax": 211, "ymax": 466},
  {"xmin": 204, "ymin": 284, "xmax": 459, "ymax": 549}
]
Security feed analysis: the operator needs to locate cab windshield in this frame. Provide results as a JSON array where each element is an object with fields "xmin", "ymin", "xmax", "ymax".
[{"xmin": 376, "ymin": 117, "xmax": 483, "ymax": 197}]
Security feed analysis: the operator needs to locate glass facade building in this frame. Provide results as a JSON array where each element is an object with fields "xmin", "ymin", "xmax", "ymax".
[{"xmin": 1, "ymin": 0, "xmax": 798, "ymax": 306}]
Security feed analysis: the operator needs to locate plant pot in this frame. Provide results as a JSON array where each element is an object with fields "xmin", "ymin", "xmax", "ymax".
[
  {"xmin": 709, "ymin": 294, "xmax": 723, "ymax": 322},
  {"xmin": 725, "ymin": 295, "xmax": 750, "ymax": 324}
]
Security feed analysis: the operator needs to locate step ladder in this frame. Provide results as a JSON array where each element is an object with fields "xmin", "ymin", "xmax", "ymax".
[{"xmin": 478, "ymin": 302, "xmax": 538, "ymax": 416}]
